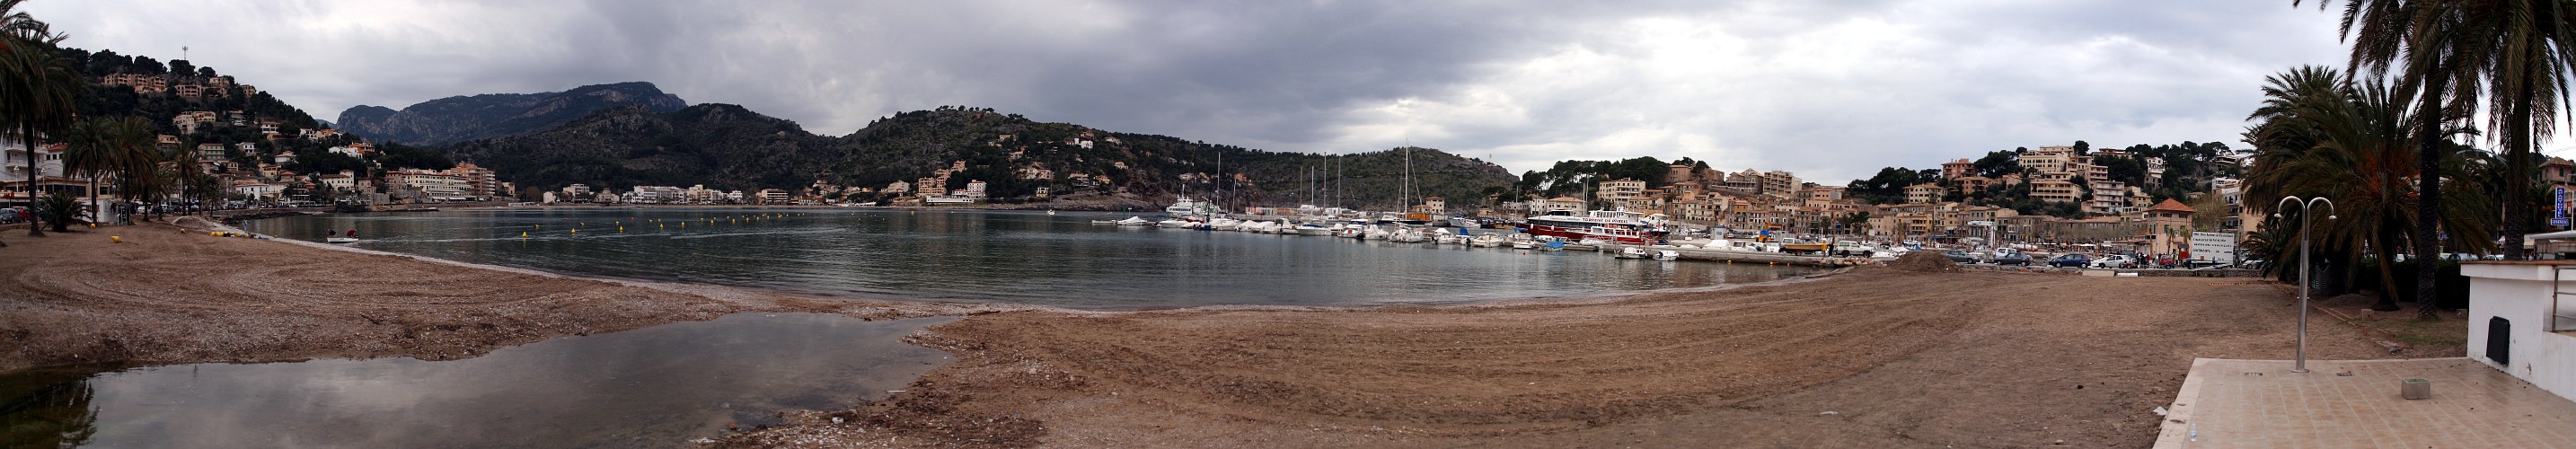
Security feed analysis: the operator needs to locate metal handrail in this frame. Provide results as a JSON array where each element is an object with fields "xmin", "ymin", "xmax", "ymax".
[{"xmin": 2553, "ymin": 266, "xmax": 2576, "ymax": 332}]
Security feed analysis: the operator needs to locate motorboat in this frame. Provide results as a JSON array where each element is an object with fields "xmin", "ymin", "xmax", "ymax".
[
  {"xmin": 1296, "ymin": 223, "xmax": 1333, "ymax": 236},
  {"xmin": 1115, "ymin": 216, "xmax": 1152, "ymax": 226},
  {"xmin": 1615, "ymin": 247, "xmax": 1650, "ymax": 259},
  {"xmin": 1470, "ymin": 233, "xmax": 1506, "ymax": 248},
  {"xmin": 1157, "ymin": 218, "xmax": 1193, "ymax": 228},
  {"xmin": 1508, "ymin": 233, "xmax": 1537, "ymax": 250},
  {"xmin": 325, "ymin": 237, "xmax": 360, "ymax": 244},
  {"xmin": 1652, "ymin": 250, "xmax": 1681, "ymax": 260}
]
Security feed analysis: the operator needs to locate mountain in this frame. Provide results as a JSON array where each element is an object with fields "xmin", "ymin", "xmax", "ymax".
[
  {"xmin": 445, "ymin": 103, "xmax": 841, "ymax": 194},
  {"xmin": 336, "ymin": 82, "xmax": 687, "ymax": 145},
  {"xmin": 446, "ymin": 105, "xmax": 1518, "ymax": 210}
]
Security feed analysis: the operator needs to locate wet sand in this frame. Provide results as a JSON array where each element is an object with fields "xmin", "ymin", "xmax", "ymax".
[{"xmin": 1, "ymin": 222, "xmax": 2437, "ymax": 447}]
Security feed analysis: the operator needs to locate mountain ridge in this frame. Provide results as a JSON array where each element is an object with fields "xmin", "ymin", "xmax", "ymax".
[
  {"xmin": 335, "ymin": 82, "xmax": 687, "ymax": 145},
  {"xmin": 444, "ymin": 105, "xmax": 1517, "ymax": 210}
]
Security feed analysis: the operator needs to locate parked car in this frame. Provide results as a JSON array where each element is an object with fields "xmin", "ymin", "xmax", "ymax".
[
  {"xmin": 2048, "ymin": 253, "xmax": 2092, "ymax": 268},
  {"xmin": 1994, "ymin": 251, "xmax": 2033, "ymax": 266},
  {"xmin": 1942, "ymin": 250, "xmax": 1979, "ymax": 263},
  {"xmin": 2182, "ymin": 259, "xmax": 2230, "ymax": 269},
  {"xmin": 2090, "ymin": 254, "xmax": 2139, "ymax": 269}
]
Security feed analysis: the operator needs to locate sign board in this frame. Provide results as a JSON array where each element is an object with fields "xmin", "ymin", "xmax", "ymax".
[
  {"xmin": 2189, "ymin": 232, "xmax": 2237, "ymax": 264},
  {"xmin": 2559, "ymin": 187, "xmax": 2572, "ymax": 227}
]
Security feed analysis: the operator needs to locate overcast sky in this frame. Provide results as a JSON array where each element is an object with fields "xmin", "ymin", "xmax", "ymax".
[{"xmin": 31, "ymin": 0, "xmax": 2369, "ymax": 182}]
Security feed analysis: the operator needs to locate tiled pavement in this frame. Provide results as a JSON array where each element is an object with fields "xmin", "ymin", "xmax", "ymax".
[{"xmin": 2157, "ymin": 358, "xmax": 2576, "ymax": 448}]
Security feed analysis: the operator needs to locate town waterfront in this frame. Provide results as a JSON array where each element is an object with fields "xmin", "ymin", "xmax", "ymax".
[{"xmin": 239, "ymin": 208, "xmax": 1813, "ymax": 309}]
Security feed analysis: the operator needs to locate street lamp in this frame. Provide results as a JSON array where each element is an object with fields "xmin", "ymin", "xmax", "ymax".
[{"xmin": 2273, "ymin": 196, "xmax": 2336, "ymax": 374}]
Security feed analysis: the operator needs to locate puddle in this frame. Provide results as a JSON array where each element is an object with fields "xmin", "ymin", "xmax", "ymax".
[{"xmin": 1, "ymin": 313, "xmax": 955, "ymax": 448}]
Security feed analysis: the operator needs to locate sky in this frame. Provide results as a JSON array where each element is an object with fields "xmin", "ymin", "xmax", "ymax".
[{"xmin": 29, "ymin": 0, "xmax": 2372, "ymax": 183}]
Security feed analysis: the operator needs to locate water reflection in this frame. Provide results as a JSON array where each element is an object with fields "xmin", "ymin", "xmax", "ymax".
[
  {"xmin": 242, "ymin": 209, "xmax": 1813, "ymax": 309},
  {"xmin": 0, "ymin": 313, "xmax": 953, "ymax": 448}
]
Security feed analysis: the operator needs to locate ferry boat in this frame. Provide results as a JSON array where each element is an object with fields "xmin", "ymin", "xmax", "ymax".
[
  {"xmin": 1166, "ymin": 198, "xmax": 1213, "ymax": 216},
  {"xmin": 1522, "ymin": 209, "xmax": 1669, "ymax": 246}
]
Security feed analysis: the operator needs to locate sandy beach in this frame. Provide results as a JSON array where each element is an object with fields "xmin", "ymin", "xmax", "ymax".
[
  {"xmin": 1, "ymin": 221, "xmax": 2434, "ymax": 447},
  {"xmin": 0, "ymin": 219, "xmax": 1023, "ymax": 373}
]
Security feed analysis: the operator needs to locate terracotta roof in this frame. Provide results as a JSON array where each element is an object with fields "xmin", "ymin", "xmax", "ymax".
[{"xmin": 2145, "ymin": 198, "xmax": 2196, "ymax": 214}]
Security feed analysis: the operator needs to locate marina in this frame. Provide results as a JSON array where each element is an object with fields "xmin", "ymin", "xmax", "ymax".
[{"xmin": 237, "ymin": 208, "xmax": 1817, "ymax": 309}]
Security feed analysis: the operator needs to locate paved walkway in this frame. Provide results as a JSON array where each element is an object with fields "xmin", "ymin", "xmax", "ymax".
[{"xmin": 2157, "ymin": 357, "xmax": 2576, "ymax": 448}]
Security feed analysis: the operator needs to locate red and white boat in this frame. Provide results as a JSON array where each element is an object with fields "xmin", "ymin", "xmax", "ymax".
[{"xmin": 1522, "ymin": 209, "xmax": 1669, "ymax": 245}]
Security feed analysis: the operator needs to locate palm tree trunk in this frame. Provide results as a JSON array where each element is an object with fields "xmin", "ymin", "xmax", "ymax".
[
  {"xmin": 2503, "ymin": 85, "xmax": 2535, "ymax": 260},
  {"xmin": 2413, "ymin": 72, "xmax": 2445, "ymax": 321},
  {"xmin": 22, "ymin": 136, "xmax": 40, "ymax": 237},
  {"xmin": 2370, "ymin": 239, "xmax": 2403, "ymax": 312}
]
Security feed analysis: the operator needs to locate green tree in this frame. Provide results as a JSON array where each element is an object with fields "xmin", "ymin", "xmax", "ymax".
[{"xmin": 0, "ymin": 0, "xmax": 75, "ymax": 236}]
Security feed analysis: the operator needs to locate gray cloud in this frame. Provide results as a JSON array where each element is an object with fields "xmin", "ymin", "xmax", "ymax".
[{"xmin": 30, "ymin": 0, "xmax": 2373, "ymax": 181}]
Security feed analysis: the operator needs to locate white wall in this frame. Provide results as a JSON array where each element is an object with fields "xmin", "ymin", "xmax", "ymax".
[{"xmin": 2462, "ymin": 263, "xmax": 2576, "ymax": 401}]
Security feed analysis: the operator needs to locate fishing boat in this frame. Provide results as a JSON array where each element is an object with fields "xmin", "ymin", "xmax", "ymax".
[{"xmin": 1523, "ymin": 209, "xmax": 1669, "ymax": 246}]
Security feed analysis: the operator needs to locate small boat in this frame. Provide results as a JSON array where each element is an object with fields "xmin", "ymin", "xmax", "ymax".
[
  {"xmin": 1508, "ymin": 233, "xmax": 1536, "ymax": 250},
  {"xmin": 1296, "ymin": 223, "xmax": 1332, "ymax": 236},
  {"xmin": 1615, "ymin": 247, "xmax": 1649, "ymax": 259},
  {"xmin": 1114, "ymin": 216, "xmax": 1152, "ymax": 226},
  {"xmin": 1046, "ymin": 209, "xmax": 1057, "ymax": 216},
  {"xmin": 325, "ymin": 237, "xmax": 360, "ymax": 244},
  {"xmin": 1652, "ymin": 250, "xmax": 1681, "ymax": 261},
  {"xmin": 1469, "ymin": 233, "xmax": 1505, "ymax": 248}
]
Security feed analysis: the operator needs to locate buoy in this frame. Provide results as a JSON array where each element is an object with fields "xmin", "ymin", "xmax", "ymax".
[
  {"xmin": 521, "ymin": 232, "xmax": 529, "ymax": 238},
  {"xmin": 210, "ymin": 232, "xmax": 222, "ymax": 237},
  {"xmin": 110, "ymin": 235, "xmax": 122, "ymax": 243},
  {"xmin": 571, "ymin": 228, "xmax": 578, "ymax": 234}
]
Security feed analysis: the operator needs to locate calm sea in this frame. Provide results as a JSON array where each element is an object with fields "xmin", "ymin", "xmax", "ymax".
[{"xmin": 241, "ymin": 208, "xmax": 1809, "ymax": 309}]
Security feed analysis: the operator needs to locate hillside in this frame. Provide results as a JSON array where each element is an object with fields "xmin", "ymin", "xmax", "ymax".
[
  {"xmin": 445, "ymin": 106, "xmax": 1517, "ymax": 210},
  {"xmin": 443, "ymin": 103, "xmax": 842, "ymax": 194},
  {"xmin": 337, "ymin": 82, "xmax": 687, "ymax": 145}
]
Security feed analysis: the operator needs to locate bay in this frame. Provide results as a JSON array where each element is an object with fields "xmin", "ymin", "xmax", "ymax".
[{"xmin": 240, "ymin": 208, "xmax": 1810, "ymax": 309}]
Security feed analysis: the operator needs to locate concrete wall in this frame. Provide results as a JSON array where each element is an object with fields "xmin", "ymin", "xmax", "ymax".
[{"xmin": 2460, "ymin": 263, "xmax": 2576, "ymax": 401}]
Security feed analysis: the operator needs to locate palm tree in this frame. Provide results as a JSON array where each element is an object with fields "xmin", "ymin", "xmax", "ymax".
[
  {"xmin": 2301, "ymin": 0, "xmax": 2483, "ymax": 319},
  {"xmin": 2246, "ymin": 66, "xmax": 2499, "ymax": 311},
  {"xmin": 0, "ymin": 0, "xmax": 73, "ymax": 236},
  {"xmin": 61, "ymin": 117, "xmax": 156, "ymax": 224},
  {"xmin": 2449, "ymin": 0, "xmax": 2576, "ymax": 261}
]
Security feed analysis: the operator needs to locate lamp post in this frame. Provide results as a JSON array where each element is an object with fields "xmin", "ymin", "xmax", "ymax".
[{"xmin": 2274, "ymin": 196, "xmax": 2335, "ymax": 374}]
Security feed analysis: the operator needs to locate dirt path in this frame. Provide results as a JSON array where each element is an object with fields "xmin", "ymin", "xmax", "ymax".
[
  {"xmin": 0, "ymin": 221, "xmax": 1020, "ymax": 373},
  {"xmin": 730, "ymin": 269, "xmax": 2424, "ymax": 447}
]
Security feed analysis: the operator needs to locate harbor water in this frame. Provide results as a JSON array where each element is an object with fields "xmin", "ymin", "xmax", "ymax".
[{"xmin": 240, "ymin": 208, "xmax": 1813, "ymax": 309}]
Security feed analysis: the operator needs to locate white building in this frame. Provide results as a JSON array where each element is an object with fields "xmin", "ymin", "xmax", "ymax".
[
  {"xmin": 2461, "ymin": 260, "xmax": 2576, "ymax": 403},
  {"xmin": 964, "ymin": 180, "xmax": 988, "ymax": 198},
  {"xmin": 231, "ymin": 180, "xmax": 280, "ymax": 199}
]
